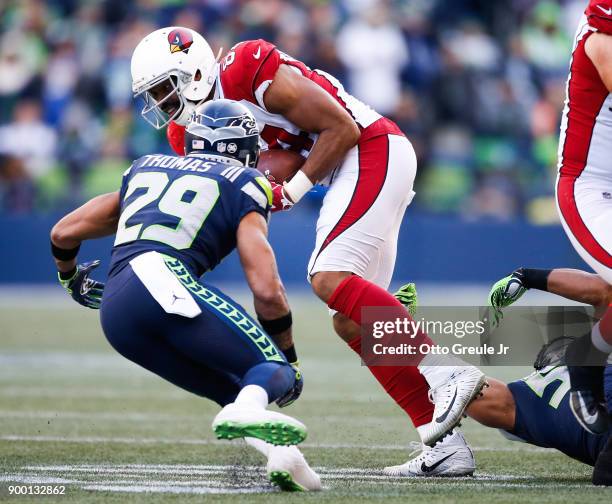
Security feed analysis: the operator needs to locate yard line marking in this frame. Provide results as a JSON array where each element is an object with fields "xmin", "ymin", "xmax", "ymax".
[
  {"xmin": 1, "ymin": 434, "xmax": 554, "ymax": 453},
  {"xmin": 0, "ymin": 410, "xmax": 400, "ymax": 424},
  {"xmin": 81, "ymin": 485, "xmax": 274, "ymax": 494},
  {"xmin": 0, "ymin": 386, "xmax": 188, "ymax": 400},
  {"xmin": 0, "ymin": 410, "xmax": 198, "ymax": 421},
  {"xmin": 0, "ymin": 470, "xmax": 593, "ymax": 493},
  {"xmin": 22, "ymin": 464, "xmax": 531, "ymax": 480}
]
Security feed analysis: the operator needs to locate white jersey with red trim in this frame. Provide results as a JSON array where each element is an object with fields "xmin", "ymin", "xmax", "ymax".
[
  {"xmin": 556, "ymin": 6, "xmax": 612, "ymax": 284},
  {"xmin": 213, "ymin": 39, "xmax": 383, "ymax": 160},
  {"xmin": 558, "ymin": 15, "xmax": 612, "ymax": 181}
]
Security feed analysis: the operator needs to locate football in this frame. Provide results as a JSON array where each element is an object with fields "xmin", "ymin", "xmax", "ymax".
[{"xmin": 256, "ymin": 149, "xmax": 304, "ymax": 183}]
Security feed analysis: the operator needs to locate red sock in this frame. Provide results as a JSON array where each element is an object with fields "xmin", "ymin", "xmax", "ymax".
[
  {"xmin": 599, "ymin": 305, "xmax": 612, "ymax": 345},
  {"xmin": 329, "ymin": 275, "xmax": 434, "ymax": 427},
  {"xmin": 347, "ymin": 336, "xmax": 433, "ymax": 427},
  {"xmin": 328, "ymin": 275, "xmax": 434, "ymax": 352}
]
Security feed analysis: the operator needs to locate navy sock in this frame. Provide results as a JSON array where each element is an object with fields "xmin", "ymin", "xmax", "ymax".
[{"xmin": 240, "ymin": 362, "xmax": 295, "ymax": 403}]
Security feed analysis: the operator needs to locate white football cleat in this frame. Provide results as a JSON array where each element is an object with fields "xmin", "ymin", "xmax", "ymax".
[
  {"xmin": 383, "ymin": 430, "xmax": 475, "ymax": 477},
  {"xmin": 212, "ymin": 403, "xmax": 307, "ymax": 446},
  {"xmin": 420, "ymin": 367, "xmax": 487, "ymax": 446},
  {"xmin": 267, "ymin": 445, "xmax": 322, "ymax": 491}
]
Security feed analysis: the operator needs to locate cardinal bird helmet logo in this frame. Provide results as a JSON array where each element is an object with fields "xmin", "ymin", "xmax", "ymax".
[{"xmin": 167, "ymin": 28, "xmax": 193, "ymax": 54}]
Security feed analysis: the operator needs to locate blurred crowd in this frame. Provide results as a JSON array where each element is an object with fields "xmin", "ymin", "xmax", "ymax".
[{"xmin": 0, "ymin": 0, "xmax": 588, "ymax": 221}]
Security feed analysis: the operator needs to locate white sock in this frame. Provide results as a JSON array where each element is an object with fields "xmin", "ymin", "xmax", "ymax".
[
  {"xmin": 418, "ymin": 354, "xmax": 465, "ymax": 389},
  {"xmin": 244, "ymin": 437, "xmax": 271, "ymax": 457},
  {"xmin": 234, "ymin": 385, "xmax": 268, "ymax": 410},
  {"xmin": 591, "ymin": 321, "xmax": 612, "ymax": 354}
]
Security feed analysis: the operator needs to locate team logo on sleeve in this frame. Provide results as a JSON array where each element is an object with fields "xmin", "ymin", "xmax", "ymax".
[{"xmin": 167, "ymin": 28, "xmax": 194, "ymax": 54}]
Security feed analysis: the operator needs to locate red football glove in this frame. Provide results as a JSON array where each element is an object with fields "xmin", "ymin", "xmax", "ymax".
[
  {"xmin": 270, "ymin": 180, "xmax": 295, "ymax": 212},
  {"xmin": 167, "ymin": 121, "xmax": 186, "ymax": 156}
]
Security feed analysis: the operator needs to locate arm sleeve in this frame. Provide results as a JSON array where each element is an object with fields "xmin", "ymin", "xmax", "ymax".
[
  {"xmin": 232, "ymin": 169, "xmax": 273, "ymax": 224},
  {"xmin": 220, "ymin": 40, "xmax": 281, "ymax": 110},
  {"xmin": 118, "ymin": 164, "xmax": 134, "ymax": 202}
]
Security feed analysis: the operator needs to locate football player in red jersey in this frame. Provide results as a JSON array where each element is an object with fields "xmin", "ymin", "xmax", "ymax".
[
  {"xmin": 550, "ymin": 0, "xmax": 612, "ymax": 435},
  {"xmin": 489, "ymin": 1, "xmax": 612, "ymax": 437},
  {"xmin": 129, "ymin": 27, "xmax": 486, "ymax": 475}
]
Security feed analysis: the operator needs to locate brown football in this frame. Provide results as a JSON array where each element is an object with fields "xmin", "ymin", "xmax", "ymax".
[{"xmin": 256, "ymin": 149, "xmax": 304, "ymax": 183}]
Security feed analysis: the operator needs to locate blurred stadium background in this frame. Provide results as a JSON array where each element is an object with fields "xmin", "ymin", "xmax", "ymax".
[
  {"xmin": 2, "ymin": 1, "xmax": 609, "ymax": 500},
  {"xmin": 0, "ymin": 0, "xmax": 594, "ymax": 285}
]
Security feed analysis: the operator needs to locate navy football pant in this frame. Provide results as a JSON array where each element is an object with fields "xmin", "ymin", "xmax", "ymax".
[{"xmin": 99, "ymin": 264, "xmax": 295, "ymax": 407}]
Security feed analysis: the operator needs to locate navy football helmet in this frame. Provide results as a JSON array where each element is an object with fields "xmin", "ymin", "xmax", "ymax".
[{"xmin": 184, "ymin": 99, "xmax": 260, "ymax": 167}]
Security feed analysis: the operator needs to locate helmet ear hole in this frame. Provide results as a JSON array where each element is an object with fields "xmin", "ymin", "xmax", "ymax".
[{"xmin": 194, "ymin": 70, "xmax": 202, "ymax": 81}]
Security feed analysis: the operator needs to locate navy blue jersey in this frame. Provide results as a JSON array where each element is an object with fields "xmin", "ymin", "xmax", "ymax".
[
  {"xmin": 108, "ymin": 153, "xmax": 272, "ymax": 278},
  {"xmin": 506, "ymin": 365, "xmax": 610, "ymax": 465}
]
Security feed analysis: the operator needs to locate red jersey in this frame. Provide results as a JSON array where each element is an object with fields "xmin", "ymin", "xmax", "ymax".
[
  {"xmin": 168, "ymin": 40, "xmax": 402, "ymax": 165},
  {"xmin": 558, "ymin": 2, "xmax": 612, "ymax": 180}
]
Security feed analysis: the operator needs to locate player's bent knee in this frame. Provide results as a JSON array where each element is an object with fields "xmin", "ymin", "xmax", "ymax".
[
  {"xmin": 241, "ymin": 362, "xmax": 295, "ymax": 403},
  {"xmin": 333, "ymin": 313, "xmax": 361, "ymax": 343},
  {"xmin": 311, "ymin": 271, "xmax": 352, "ymax": 303}
]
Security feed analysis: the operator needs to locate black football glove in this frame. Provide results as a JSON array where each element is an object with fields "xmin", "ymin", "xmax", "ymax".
[{"xmin": 58, "ymin": 260, "xmax": 105, "ymax": 309}]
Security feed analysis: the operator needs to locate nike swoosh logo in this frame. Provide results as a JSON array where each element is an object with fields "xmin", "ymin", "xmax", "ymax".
[
  {"xmin": 253, "ymin": 46, "xmax": 261, "ymax": 59},
  {"xmin": 80, "ymin": 281, "xmax": 90, "ymax": 296},
  {"xmin": 597, "ymin": 5, "xmax": 612, "ymax": 15},
  {"xmin": 420, "ymin": 452, "xmax": 457, "ymax": 473},
  {"xmin": 577, "ymin": 394, "xmax": 600, "ymax": 425},
  {"xmin": 435, "ymin": 387, "xmax": 458, "ymax": 423}
]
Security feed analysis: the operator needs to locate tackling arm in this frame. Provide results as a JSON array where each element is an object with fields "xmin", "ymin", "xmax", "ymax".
[
  {"xmin": 50, "ymin": 192, "xmax": 120, "ymax": 272},
  {"xmin": 263, "ymin": 65, "xmax": 360, "ymax": 202},
  {"xmin": 236, "ymin": 211, "xmax": 293, "ymax": 351},
  {"xmin": 50, "ymin": 191, "xmax": 120, "ymax": 309},
  {"xmin": 586, "ymin": 32, "xmax": 612, "ymax": 92}
]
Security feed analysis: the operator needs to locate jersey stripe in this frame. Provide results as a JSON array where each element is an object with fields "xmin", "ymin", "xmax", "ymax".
[
  {"xmin": 310, "ymin": 134, "xmax": 390, "ymax": 267},
  {"xmin": 559, "ymin": 22, "xmax": 608, "ymax": 178},
  {"xmin": 556, "ymin": 18, "xmax": 612, "ymax": 268},
  {"xmin": 557, "ymin": 176, "xmax": 612, "ymax": 266}
]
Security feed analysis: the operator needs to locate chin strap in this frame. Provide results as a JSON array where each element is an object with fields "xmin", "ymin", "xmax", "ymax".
[{"xmin": 215, "ymin": 47, "xmax": 224, "ymax": 63}]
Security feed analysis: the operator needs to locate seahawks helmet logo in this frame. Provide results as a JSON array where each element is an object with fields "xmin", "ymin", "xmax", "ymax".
[
  {"xmin": 168, "ymin": 28, "xmax": 193, "ymax": 54},
  {"xmin": 229, "ymin": 115, "xmax": 259, "ymax": 136}
]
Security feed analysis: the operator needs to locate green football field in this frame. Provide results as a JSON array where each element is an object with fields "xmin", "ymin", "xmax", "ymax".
[{"xmin": 1, "ymin": 289, "xmax": 611, "ymax": 503}]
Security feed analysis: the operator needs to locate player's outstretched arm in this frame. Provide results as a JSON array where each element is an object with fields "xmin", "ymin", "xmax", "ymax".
[
  {"xmin": 237, "ymin": 211, "xmax": 293, "ymax": 348},
  {"xmin": 237, "ymin": 211, "xmax": 303, "ymax": 407},
  {"xmin": 264, "ymin": 65, "xmax": 360, "ymax": 203},
  {"xmin": 465, "ymin": 378, "xmax": 516, "ymax": 431},
  {"xmin": 50, "ymin": 192, "xmax": 120, "ymax": 309},
  {"xmin": 586, "ymin": 32, "xmax": 612, "ymax": 91}
]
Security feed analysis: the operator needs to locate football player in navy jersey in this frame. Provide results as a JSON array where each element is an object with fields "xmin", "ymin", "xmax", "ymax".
[
  {"xmin": 383, "ymin": 359, "xmax": 612, "ymax": 484},
  {"xmin": 49, "ymin": 99, "xmax": 321, "ymax": 492},
  {"xmin": 464, "ymin": 364, "xmax": 612, "ymax": 486}
]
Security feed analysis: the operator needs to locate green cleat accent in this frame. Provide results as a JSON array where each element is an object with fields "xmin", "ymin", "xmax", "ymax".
[
  {"xmin": 394, "ymin": 282, "xmax": 418, "ymax": 316},
  {"xmin": 213, "ymin": 420, "xmax": 306, "ymax": 446},
  {"xmin": 269, "ymin": 471, "xmax": 305, "ymax": 492},
  {"xmin": 488, "ymin": 268, "xmax": 528, "ymax": 325}
]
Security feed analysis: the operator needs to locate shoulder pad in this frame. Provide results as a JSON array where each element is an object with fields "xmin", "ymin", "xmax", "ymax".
[{"xmin": 219, "ymin": 39, "xmax": 278, "ymax": 104}]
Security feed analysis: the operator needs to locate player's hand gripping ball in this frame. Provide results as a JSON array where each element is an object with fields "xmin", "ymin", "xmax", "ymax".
[{"xmin": 257, "ymin": 150, "xmax": 304, "ymax": 212}]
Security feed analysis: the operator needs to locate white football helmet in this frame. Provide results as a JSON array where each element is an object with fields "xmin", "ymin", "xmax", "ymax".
[{"xmin": 130, "ymin": 26, "xmax": 219, "ymax": 129}]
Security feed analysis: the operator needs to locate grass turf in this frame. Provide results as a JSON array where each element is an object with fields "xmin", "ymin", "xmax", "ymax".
[{"xmin": 1, "ymin": 294, "xmax": 611, "ymax": 503}]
